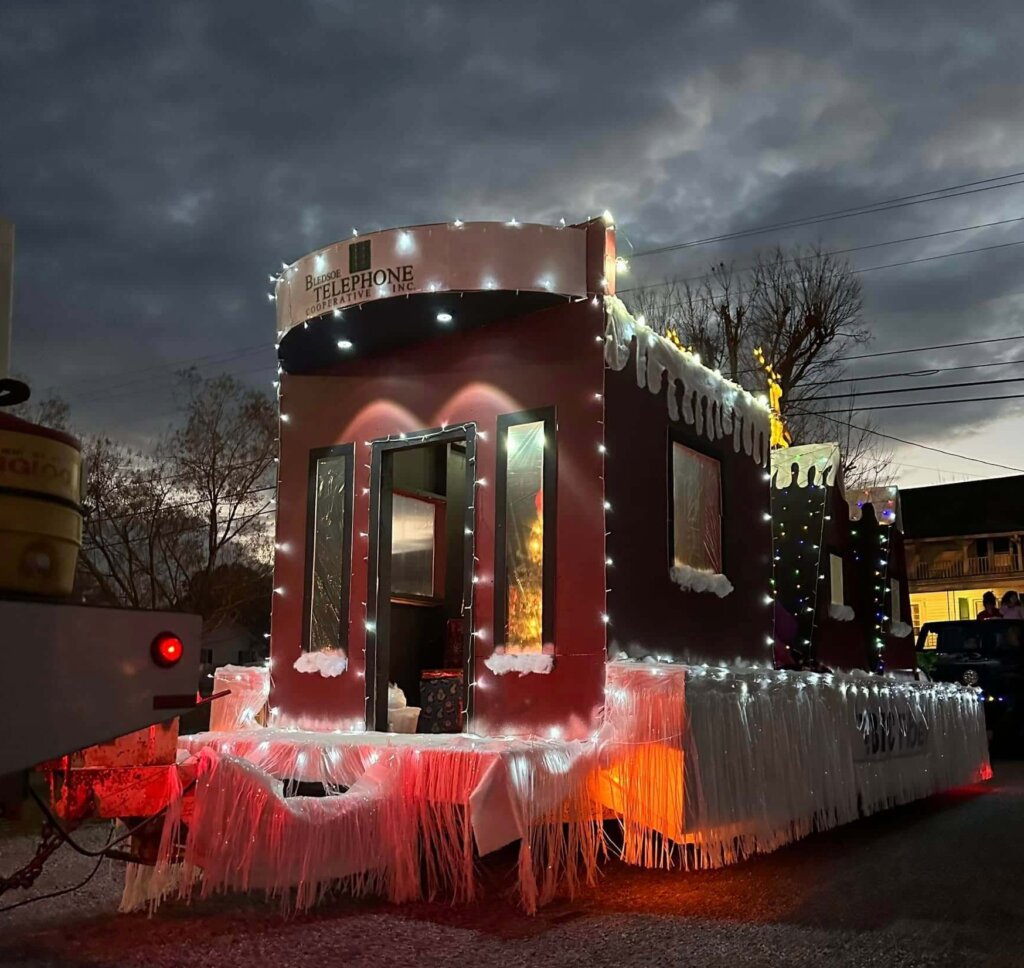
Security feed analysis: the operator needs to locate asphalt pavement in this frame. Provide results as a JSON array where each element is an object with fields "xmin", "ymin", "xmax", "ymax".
[{"xmin": 2, "ymin": 761, "xmax": 1023, "ymax": 968}]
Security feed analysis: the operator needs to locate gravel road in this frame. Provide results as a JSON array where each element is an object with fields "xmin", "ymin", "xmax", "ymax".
[{"xmin": 2, "ymin": 763, "xmax": 1021, "ymax": 968}]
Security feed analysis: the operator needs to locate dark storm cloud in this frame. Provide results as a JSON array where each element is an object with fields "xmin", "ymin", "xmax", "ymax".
[{"xmin": 0, "ymin": 0, "xmax": 1021, "ymax": 476}]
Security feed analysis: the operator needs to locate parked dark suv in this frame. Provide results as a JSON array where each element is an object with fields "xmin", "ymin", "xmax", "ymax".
[{"xmin": 916, "ymin": 619, "xmax": 1024, "ymax": 747}]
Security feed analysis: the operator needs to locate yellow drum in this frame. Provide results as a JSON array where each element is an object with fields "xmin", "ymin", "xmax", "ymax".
[{"xmin": 0, "ymin": 413, "xmax": 83, "ymax": 597}]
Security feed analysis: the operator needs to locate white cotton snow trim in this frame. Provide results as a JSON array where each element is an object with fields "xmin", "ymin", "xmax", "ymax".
[
  {"xmin": 829, "ymin": 603, "xmax": 855, "ymax": 622},
  {"xmin": 890, "ymin": 620, "xmax": 913, "ymax": 638},
  {"xmin": 603, "ymin": 295, "xmax": 771, "ymax": 466},
  {"xmin": 293, "ymin": 650, "xmax": 348, "ymax": 677},
  {"xmin": 770, "ymin": 442, "xmax": 841, "ymax": 490},
  {"xmin": 669, "ymin": 564, "xmax": 734, "ymax": 598},
  {"xmin": 484, "ymin": 651, "xmax": 555, "ymax": 676}
]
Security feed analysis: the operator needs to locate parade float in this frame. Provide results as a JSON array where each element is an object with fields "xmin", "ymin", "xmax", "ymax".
[
  {"xmin": 770, "ymin": 443, "xmax": 916, "ymax": 672},
  {"xmin": 125, "ymin": 216, "xmax": 989, "ymax": 913}
]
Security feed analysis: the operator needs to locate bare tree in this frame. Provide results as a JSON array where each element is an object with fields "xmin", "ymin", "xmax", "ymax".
[
  {"xmin": 7, "ymin": 378, "xmax": 71, "ymax": 431},
  {"xmin": 77, "ymin": 435, "xmax": 207, "ymax": 610},
  {"xmin": 77, "ymin": 371, "xmax": 277, "ymax": 628},
  {"xmin": 748, "ymin": 245, "xmax": 869, "ymax": 422},
  {"xmin": 788, "ymin": 393, "xmax": 895, "ymax": 489},
  {"xmin": 629, "ymin": 266, "xmax": 751, "ymax": 380},
  {"xmin": 625, "ymin": 244, "xmax": 893, "ymax": 485},
  {"xmin": 158, "ymin": 370, "xmax": 277, "ymax": 623}
]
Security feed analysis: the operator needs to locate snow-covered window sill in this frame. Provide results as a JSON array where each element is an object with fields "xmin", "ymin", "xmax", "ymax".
[
  {"xmin": 484, "ymin": 650, "xmax": 555, "ymax": 676},
  {"xmin": 890, "ymin": 620, "xmax": 913, "ymax": 638},
  {"xmin": 669, "ymin": 564, "xmax": 734, "ymax": 598},
  {"xmin": 829, "ymin": 603, "xmax": 855, "ymax": 622},
  {"xmin": 293, "ymin": 650, "xmax": 348, "ymax": 677}
]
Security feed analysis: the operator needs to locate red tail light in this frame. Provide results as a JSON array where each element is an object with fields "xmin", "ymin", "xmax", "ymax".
[{"xmin": 151, "ymin": 632, "xmax": 184, "ymax": 667}]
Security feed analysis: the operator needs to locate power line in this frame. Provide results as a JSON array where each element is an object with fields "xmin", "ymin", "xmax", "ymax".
[
  {"xmin": 854, "ymin": 237, "xmax": 1024, "ymax": 277},
  {"xmin": 813, "ymin": 392, "xmax": 1024, "ymax": 414},
  {"xmin": 889, "ymin": 459, "xmax": 987, "ymax": 479},
  {"xmin": 620, "ymin": 234, "xmax": 1024, "ymax": 297},
  {"xmin": 798, "ymin": 357, "xmax": 1024, "ymax": 387},
  {"xmin": 630, "ymin": 169, "xmax": 1024, "ymax": 258},
  {"xmin": 81, "ymin": 505, "xmax": 276, "ymax": 553},
  {"xmin": 840, "ymin": 333, "xmax": 1024, "ymax": 363},
  {"xmin": 728, "ymin": 333, "xmax": 1024, "ymax": 382},
  {"xmin": 793, "ymin": 375, "xmax": 1024, "ymax": 403},
  {"xmin": 87, "ymin": 484, "xmax": 276, "ymax": 528},
  {"xmin": 790, "ymin": 408, "xmax": 1024, "ymax": 475},
  {"xmin": 64, "ymin": 356, "xmax": 272, "ymax": 409},
  {"xmin": 35, "ymin": 344, "xmax": 268, "ymax": 397},
  {"xmin": 623, "ymin": 213, "xmax": 1024, "ymax": 292}
]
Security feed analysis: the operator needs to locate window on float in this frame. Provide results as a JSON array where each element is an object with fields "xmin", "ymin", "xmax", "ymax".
[
  {"xmin": 495, "ymin": 409, "xmax": 557, "ymax": 653},
  {"xmin": 670, "ymin": 442, "xmax": 723, "ymax": 573},
  {"xmin": 304, "ymin": 445, "xmax": 354, "ymax": 653},
  {"xmin": 830, "ymin": 554, "xmax": 845, "ymax": 605},
  {"xmin": 890, "ymin": 578, "xmax": 902, "ymax": 625}
]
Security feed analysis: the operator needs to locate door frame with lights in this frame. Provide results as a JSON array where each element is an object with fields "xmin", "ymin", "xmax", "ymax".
[{"xmin": 364, "ymin": 425, "xmax": 477, "ymax": 732}]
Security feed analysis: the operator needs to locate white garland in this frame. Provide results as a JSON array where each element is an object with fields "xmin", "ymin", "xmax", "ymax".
[
  {"xmin": 890, "ymin": 620, "xmax": 913, "ymax": 638},
  {"xmin": 603, "ymin": 659, "xmax": 990, "ymax": 871},
  {"xmin": 210, "ymin": 665, "xmax": 270, "ymax": 732},
  {"xmin": 669, "ymin": 564, "xmax": 734, "ymax": 597},
  {"xmin": 127, "ymin": 658, "xmax": 989, "ymax": 916},
  {"xmin": 483, "ymin": 650, "xmax": 555, "ymax": 676},
  {"xmin": 603, "ymin": 296, "xmax": 771, "ymax": 465},
  {"xmin": 829, "ymin": 603, "xmax": 855, "ymax": 622},
  {"xmin": 293, "ymin": 650, "xmax": 349, "ymax": 677},
  {"xmin": 770, "ymin": 442, "xmax": 840, "ymax": 489}
]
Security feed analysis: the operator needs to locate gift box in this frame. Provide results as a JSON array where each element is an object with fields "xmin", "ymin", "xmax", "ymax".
[{"xmin": 418, "ymin": 670, "xmax": 463, "ymax": 733}]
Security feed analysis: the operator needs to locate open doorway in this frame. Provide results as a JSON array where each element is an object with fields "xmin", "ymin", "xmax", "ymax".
[{"xmin": 366, "ymin": 426, "xmax": 476, "ymax": 732}]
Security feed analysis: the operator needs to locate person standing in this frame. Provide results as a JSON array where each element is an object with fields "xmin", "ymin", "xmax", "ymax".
[
  {"xmin": 978, "ymin": 591, "xmax": 1002, "ymax": 620},
  {"xmin": 1000, "ymin": 590, "xmax": 1024, "ymax": 619}
]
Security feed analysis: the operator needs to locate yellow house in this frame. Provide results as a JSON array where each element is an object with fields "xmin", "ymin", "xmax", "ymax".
[{"xmin": 902, "ymin": 475, "xmax": 1024, "ymax": 629}]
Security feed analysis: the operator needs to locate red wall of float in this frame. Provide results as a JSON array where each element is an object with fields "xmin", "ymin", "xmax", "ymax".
[
  {"xmin": 270, "ymin": 298, "xmax": 608, "ymax": 737},
  {"xmin": 603, "ymin": 362, "xmax": 774, "ymax": 666}
]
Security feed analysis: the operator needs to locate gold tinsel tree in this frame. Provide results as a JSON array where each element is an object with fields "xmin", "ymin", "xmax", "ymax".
[{"xmin": 506, "ymin": 491, "xmax": 544, "ymax": 651}]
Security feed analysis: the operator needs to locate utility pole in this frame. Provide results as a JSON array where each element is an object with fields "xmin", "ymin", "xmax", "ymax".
[
  {"xmin": 0, "ymin": 218, "xmax": 12, "ymax": 380},
  {"xmin": 0, "ymin": 219, "xmax": 28, "ymax": 405}
]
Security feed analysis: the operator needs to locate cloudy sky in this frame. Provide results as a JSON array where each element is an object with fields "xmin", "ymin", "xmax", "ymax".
[{"xmin": 2, "ymin": 0, "xmax": 1022, "ymax": 486}]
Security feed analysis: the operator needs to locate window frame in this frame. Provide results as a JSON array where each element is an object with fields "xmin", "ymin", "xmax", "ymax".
[
  {"xmin": 493, "ymin": 407, "xmax": 557, "ymax": 651},
  {"xmin": 301, "ymin": 443, "xmax": 355, "ymax": 655},
  {"xmin": 890, "ymin": 577, "xmax": 902, "ymax": 625},
  {"xmin": 365, "ymin": 425, "xmax": 477, "ymax": 732},
  {"xmin": 666, "ymin": 433, "xmax": 724, "ymax": 575}
]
